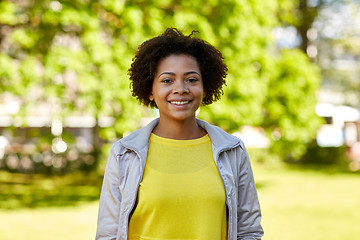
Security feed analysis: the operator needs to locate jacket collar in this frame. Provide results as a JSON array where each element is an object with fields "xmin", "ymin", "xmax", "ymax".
[
  {"xmin": 119, "ymin": 118, "xmax": 159, "ymax": 154},
  {"xmin": 196, "ymin": 118, "xmax": 242, "ymax": 152},
  {"xmin": 120, "ymin": 118, "xmax": 242, "ymax": 154}
]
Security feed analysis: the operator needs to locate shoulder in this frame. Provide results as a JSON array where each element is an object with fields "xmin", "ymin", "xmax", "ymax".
[
  {"xmin": 118, "ymin": 118, "xmax": 160, "ymax": 152},
  {"xmin": 108, "ymin": 139, "xmax": 128, "ymax": 158},
  {"xmin": 196, "ymin": 119, "xmax": 246, "ymax": 151}
]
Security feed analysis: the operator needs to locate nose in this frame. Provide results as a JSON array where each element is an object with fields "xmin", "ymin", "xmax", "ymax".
[{"xmin": 172, "ymin": 80, "xmax": 189, "ymax": 94}]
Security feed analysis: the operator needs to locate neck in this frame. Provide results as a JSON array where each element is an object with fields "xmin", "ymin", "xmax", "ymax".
[{"xmin": 153, "ymin": 117, "xmax": 206, "ymax": 140}]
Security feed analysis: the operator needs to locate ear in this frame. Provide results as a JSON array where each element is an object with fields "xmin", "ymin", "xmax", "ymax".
[{"xmin": 149, "ymin": 94, "xmax": 154, "ymax": 101}]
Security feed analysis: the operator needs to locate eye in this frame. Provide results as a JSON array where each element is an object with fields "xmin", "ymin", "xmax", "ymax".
[
  {"xmin": 161, "ymin": 78, "xmax": 172, "ymax": 83},
  {"xmin": 187, "ymin": 77, "xmax": 198, "ymax": 83}
]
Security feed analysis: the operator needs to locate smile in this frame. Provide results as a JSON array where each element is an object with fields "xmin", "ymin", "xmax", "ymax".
[{"xmin": 170, "ymin": 100, "xmax": 190, "ymax": 105}]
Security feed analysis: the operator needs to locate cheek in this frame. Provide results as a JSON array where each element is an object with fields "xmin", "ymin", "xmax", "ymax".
[
  {"xmin": 198, "ymin": 81, "xmax": 205, "ymax": 95},
  {"xmin": 197, "ymin": 86, "xmax": 205, "ymax": 99}
]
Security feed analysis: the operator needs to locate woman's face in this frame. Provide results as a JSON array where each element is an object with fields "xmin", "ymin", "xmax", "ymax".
[{"xmin": 150, "ymin": 54, "xmax": 204, "ymax": 123}]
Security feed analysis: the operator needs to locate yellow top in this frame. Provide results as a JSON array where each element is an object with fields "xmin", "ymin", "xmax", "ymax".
[{"xmin": 128, "ymin": 133, "xmax": 227, "ymax": 240}]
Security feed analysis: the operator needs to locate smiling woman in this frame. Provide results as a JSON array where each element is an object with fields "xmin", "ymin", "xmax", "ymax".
[
  {"xmin": 96, "ymin": 28, "xmax": 263, "ymax": 240},
  {"xmin": 150, "ymin": 54, "xmax": 205, "ymax": 139}
]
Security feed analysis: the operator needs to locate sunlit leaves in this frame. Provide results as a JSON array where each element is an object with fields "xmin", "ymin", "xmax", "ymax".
[
  {"xmin": 9, "ymin": 29, "xmax": 38, "ymax": 49},
  {"xmin": 0, "ymin": 1, "xmax": 18, "ymax": 25},
  {"xmin": 263, "ymin": 49, "xmax": 322, "ymax": 157},
  {"xmin": 100, "ymin": 0, "xmax": 125, "ymax": 15},
  {"xmin": 0, "ymin": 0, "xmax": 322, "ymax": 161},
  {"xmin": 0, "ymin": 53, "xmax": 20, "ymax": 90}
]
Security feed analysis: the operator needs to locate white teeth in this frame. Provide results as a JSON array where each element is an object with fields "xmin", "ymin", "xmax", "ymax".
[{"xmin": 171, "ymin": 101, "xmax": 190, "ymax": 105}]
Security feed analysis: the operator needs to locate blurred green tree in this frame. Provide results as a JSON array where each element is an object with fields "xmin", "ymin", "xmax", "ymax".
[
  {"xmin": 276, "ymin": 0, "xmax": 322, "ymax": 53},
  {"xmin": 276, "ymin": 0, "xmax": 360, "ymax": 107},
  {"xmin": 0, "ymin": 0, "xmax": 321, "ymax": 164},
  {"xmin": 313, "ymin": 1, "xmax": 360, "ymax": 107}
]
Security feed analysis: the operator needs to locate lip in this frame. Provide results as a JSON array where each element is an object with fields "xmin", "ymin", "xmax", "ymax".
[{"xmin": 168, "ymin": 99, "xmax": 192, "ymax": 106}]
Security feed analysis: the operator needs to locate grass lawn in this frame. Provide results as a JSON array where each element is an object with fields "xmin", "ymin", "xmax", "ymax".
[
  {"xmin": 1, "ymin": 165, "xmax": 359, "ymax": 240},
  {"xmin": 0, "ymin": 201, "xmax": 98, "ymax": 240},
  {"xmin": 254, "ymin": 165, "xmax": 360, "ymax": 240}
]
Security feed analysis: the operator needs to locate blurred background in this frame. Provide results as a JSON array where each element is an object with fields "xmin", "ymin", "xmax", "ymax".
[{"xmin": 0, "ymin": 0, "xmax": 359, "ymax": 239}]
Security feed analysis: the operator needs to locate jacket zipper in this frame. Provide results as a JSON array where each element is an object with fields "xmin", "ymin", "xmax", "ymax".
[
  {"xmin": 121, "ymin": 147, "xmax": 146, "ymax": 240},
  {"xmin": 216, "ymin": 143, "xmax": 240, "ymax": 240}
]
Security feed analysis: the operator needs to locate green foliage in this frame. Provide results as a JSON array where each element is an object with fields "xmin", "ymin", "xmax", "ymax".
[
  {"xmin": 0, "ymin": 171, "xmax": 102, "ymax": 209},
  {"xmin": 0, "ymin": 1, "xmax": 18, "ymax": 25},
  {"xmin": 316, "ymin": 2, "xmax": 360, "ymax": 107},
  {"xmin": 298, "ymin": 145, "xmax": 350, "ymax": 168},
  {"xmin": 262, "ymin": 49, "xmax": 323, "ymax": 158},
  {"xmin": 0, "ymin": 0, "xmax": 321, "ymax": 165}
]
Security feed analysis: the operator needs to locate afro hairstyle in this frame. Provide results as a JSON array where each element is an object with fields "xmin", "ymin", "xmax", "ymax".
[{"xmin": 129, "ymin": 28, "xmax": 228, "ymax": 108}]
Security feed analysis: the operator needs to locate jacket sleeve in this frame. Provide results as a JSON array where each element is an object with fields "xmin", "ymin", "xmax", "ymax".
[
  {"xmin": 96, "ymin": 143, "xmax": 122, "ymax": 240},
  {"xmin": 237, "ymin": 147, "xmax": 264, "ymax": 240}
]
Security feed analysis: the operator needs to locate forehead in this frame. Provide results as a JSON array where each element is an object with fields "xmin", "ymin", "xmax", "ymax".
[{"xmin": 156, "ymin": 54, "xmax": 200, "ymax": 73}]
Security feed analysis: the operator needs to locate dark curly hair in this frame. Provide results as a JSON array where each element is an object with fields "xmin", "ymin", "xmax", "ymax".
[{"xmin": 129, "ymin": 28, "xmax": 228, "ymax": 108}]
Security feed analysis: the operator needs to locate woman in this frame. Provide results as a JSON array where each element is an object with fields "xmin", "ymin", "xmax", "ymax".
[{"xmin": 96, "ymin": 28, "xmax": 263, "ymax": 240}]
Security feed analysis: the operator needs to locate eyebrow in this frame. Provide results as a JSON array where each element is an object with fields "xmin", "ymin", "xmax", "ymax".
[{"xmin": 158, "ymin": 71, "xmax": 201, "ymax": 78}]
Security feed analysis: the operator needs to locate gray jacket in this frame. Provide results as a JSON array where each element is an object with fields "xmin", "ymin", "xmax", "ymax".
[{"xmin": 96, "ymin": 118, "xmax": 263, "ymax": 240}]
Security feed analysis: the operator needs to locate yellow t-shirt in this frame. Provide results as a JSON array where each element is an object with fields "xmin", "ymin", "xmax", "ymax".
[{"xmin": 128, "ymin": 133, "xmax": 227, "ymax": 240}]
